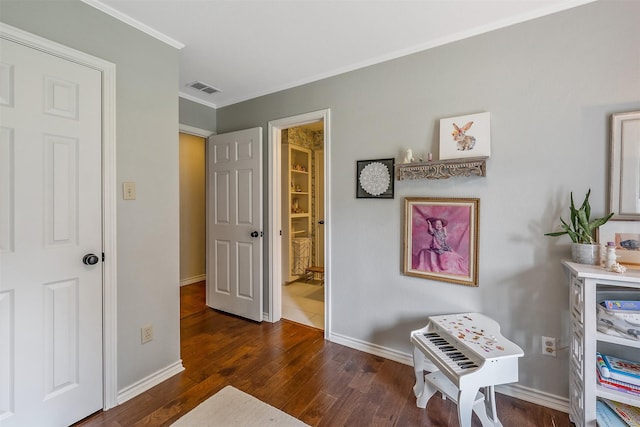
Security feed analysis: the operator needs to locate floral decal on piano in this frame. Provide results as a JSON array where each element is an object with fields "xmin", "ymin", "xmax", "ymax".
[{"xmin": 431, "ymin": 313, "xmax": 522, "ymax": 358}]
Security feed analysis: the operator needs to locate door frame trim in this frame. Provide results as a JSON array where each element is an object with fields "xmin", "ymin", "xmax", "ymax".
[
  {"xmin": 179, "ymin": 124, "xmax": 215, "ymax": 138},
  {"xmin": 0, "ymin": 23, "xmax": 118, "ymax": 409},
  {"xmin": 267, "ymin": 109, "xmax": 331, "ymax": 337}
]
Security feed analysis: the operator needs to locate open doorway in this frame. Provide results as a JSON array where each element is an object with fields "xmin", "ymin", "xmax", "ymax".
[
  {"xmin": 268, "ymin": 109, "xmax": 331, "ymax": 336},
  {"xmin": 280, "ymin": 122, "xmax": 325, "ymax": 329},
  {"xmin": 178, "ymin": 131, "xmax": 207, "ymax": 288},
  {"xmin": 178, "ymin": 125, "xmax": 213, "ymax": 296}
]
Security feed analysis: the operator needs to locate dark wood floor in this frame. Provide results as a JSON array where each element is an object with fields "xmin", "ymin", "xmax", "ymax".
[{"xmin": 76, "ymin": 282, "xmax": 572, "ymax": 426}]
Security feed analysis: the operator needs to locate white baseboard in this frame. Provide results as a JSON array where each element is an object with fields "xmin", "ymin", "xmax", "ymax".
[
  {"xmin": 180, "ymin": 274, "xmax": 206, "ymax": 287},
  {"xmin": 329, "ymin": 331, "xmax": 412, "ymax": 366},
  {"xmin": 327, "ymin": 331, "xmax": 569, "ymax": 414},
  {"xmin": 117, "ymin": 360, "xmax": 185, "ymax": 405},
  {"xmin": 497, "ymin": 383, "xmax": 569, "ymax": 413}
]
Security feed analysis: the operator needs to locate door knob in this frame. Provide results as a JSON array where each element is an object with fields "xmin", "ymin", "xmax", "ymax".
[
  {"xmin": 250, "ymin": 231, "xmax": 259, "ymax": 238},
  {"xmin": 83, "ymin": 253, "xmax": 99, "ymax": 265},
  {"xmin": 318, "ymin": 220, "xmax": 325, "ymax": 225}
]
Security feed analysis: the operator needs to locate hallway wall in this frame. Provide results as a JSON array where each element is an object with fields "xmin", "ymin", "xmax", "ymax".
[{"xmin": 179, "ymin": 133, "xmax": 206, "ymax": 285}]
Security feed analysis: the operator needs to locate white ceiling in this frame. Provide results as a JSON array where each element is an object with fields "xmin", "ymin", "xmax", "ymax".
[{"xmin": 84, "ymin": 0, "xmax": 595, "ymax": 109}]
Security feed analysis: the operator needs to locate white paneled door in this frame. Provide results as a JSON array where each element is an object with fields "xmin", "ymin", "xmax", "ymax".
[
  {"xmin": 207, "ymin": 128, "xmax": 263, "ymax": 322},
  {"xmin": 0, "ymin": 38, "xmax": 103, "ymax": 426}
]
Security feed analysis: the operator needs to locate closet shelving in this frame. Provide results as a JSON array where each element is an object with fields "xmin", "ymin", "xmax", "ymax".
[{"xmin": 282, "ymin": 144, "xmax": 312, "ymax": 282}]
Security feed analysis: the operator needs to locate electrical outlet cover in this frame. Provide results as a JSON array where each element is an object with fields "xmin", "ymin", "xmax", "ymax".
[
  {"xmin": 141, "ymin": 324, "xmax": 153, "ymax": 344},
  {"xmin": 542, "ymin": 336, "xmax": 556, "ymax": 357}
]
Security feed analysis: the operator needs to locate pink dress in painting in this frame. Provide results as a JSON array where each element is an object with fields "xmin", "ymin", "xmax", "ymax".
[{"xmin": 412, "ymin": 214, "xmax": 469, "ymax": 276}]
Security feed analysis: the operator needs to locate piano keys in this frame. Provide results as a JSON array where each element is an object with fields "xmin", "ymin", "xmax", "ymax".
[{"xmin": 410, "ymin": 312, "xmax": 524, "ymax": 427}]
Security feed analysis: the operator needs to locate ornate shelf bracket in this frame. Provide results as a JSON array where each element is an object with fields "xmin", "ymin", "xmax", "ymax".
[{"xmin": 395, "ymin": 157, "xmax": 488, "ymax": 180}]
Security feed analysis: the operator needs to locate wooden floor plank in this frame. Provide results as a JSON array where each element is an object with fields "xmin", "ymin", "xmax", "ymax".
[{"xmin": 74, "ymin": 282, "xmax": 574, "ymax": 426}]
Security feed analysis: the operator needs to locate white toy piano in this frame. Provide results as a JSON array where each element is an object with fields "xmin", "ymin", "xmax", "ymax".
[{"xmin": 410, "ymin": 312, "xmax": 524, "ymax": 427}]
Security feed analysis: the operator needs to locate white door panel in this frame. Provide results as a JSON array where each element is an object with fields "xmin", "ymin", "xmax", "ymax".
[
  {"xmin": 0, "ymin": 127, "xmax": 13, "ymax": 253},
  {"xmin": 0, "ymin": 38, "xmax": 102, "ymax": 426},
  {"xmin": 207, "ymin": 128, "xmax": 263, "ymax": 321}
]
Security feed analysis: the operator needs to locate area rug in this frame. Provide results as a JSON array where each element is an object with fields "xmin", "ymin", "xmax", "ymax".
[{"xmin": 171, "ymin": 385, "xmax": 310, "ymax": 426}]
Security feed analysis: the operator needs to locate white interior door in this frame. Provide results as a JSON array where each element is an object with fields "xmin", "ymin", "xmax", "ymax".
[
  {"xmin": 0, "ymin": 38, "xmax": 103, "ymax": 426},
  {"xmin": 207, "ymin": 128, "xmax": 263, "ymax": 322}
]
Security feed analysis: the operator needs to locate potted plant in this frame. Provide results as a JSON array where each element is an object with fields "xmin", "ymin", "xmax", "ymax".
[{"xmin": 545, "ymin": 189, "xmax": 614, "ymax": 265}]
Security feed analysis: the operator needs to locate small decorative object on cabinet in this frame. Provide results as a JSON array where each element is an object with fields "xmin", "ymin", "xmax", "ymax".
[
  {"xmin": 563, "ymin": 261, "xmax": 640, "ymax": 427},
  {"xmin": 597, "ymin": 220, "xmax": 640, "ymax": 269},
  {"xmin": 282, "ymin": 144, "xmax": 312, "ymax": 282}
]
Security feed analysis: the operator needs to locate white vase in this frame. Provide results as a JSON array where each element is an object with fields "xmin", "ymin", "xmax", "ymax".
[
  {"xmin": 571, "ymin": 243, "xmax": 600, "ymax": 265},
  {"xmin": 403, "ymin": 149, "xmax": 414, "ymax": 163}
]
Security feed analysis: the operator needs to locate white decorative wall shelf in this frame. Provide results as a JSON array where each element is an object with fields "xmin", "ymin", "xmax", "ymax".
[{"xmin": 395, "ymin": 157, "xmax": 488, "ymax": 180}]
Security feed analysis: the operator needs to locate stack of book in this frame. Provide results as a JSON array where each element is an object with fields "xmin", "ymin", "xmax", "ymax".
[
  {"xmin": 596, "ymin": 352, "xmax": 640, "ymax": 396},
  {"xmin": 603, "ymin": 300, "xmax": 640, "ymax": 311},
  {"xmin": 596, "ymin": 299, "xmax": 640, "ymax": 426},
  {"xmin": 597, "ymin": 398, "xmax": 640, "ymax": 427},
  {"xmin": 597, "ymin": 299, "xmax": 640, "ymax": 341}
]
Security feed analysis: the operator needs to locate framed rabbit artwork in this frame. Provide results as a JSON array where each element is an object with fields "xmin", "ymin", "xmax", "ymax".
[{"xmin": 439, "ymin": 112, "xmax": 491, "ymax": 160}]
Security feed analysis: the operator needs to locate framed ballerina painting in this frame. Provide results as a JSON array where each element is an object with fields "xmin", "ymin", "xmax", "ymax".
[{"xmin": 404, "ymin": 197, "xmax": 480, "ymax": 286}]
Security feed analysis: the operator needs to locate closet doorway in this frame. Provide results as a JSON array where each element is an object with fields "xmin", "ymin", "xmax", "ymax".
[
  {"xmin": 268, "ymin": 109, "xmax": 330, "ymax": 334},
  {"xmin": 281, "ymin": 122, "xmax": 325, "ymax": 329}
]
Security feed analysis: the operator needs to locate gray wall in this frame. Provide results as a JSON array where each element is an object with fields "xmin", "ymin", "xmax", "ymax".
[
  {"xmin": 217, "ymin": 0, "xmax": 640, "ymax": 399},
  {"xmin": 179, "ymin": 97, "xmax": 216, "ymax": 132},
  {"xmin": 1, "ymin": 1, "xmax": 182, "ymax": 391}
]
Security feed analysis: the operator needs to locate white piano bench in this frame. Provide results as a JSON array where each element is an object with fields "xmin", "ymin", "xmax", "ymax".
[{"xmin": 423, "ymin": 371, "xmax": 503, "ymax": 427}]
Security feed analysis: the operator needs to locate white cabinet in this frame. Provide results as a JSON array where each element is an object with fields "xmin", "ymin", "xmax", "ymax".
[
  {"xmin": 563, "ymin": 261, "xmax": 640, "ymax": 426},
  {"xmin": 282, "ymin": 144, "xmax": 312, "ymax": 282}
]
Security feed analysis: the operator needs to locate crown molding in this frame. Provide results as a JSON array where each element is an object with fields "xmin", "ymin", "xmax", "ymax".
[
  {"xmin": 179, "ymin": 91, "xmax": 218, "ymax": 110},
  {"xmin": 81, "ymin": 0, "xmax": 185, "ymax": 49}
]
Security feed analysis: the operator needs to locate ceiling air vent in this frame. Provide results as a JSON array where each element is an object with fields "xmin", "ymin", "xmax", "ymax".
[{"xmin": 186, "ymin": 81, "xmax": 220, "ymax": 95}]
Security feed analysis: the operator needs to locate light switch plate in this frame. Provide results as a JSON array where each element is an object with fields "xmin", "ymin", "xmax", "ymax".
[{"xmin": 123, "ymin": 182, "xmax": 136, "ymax": 200}]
